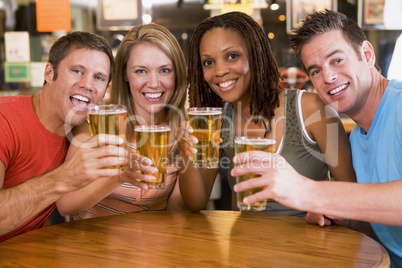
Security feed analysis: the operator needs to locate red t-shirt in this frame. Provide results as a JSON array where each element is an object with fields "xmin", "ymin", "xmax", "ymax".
[{"xmin": 0, "ymin": 95, "xmax": 68, "ymax": 242}]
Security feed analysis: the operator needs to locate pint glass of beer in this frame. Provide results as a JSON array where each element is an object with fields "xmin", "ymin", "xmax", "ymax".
[
  {"xmin": 234, "ymin": 136, "xmax": 276, "ymax": 211},
  {"xmin": 187, "ymin": 107, "xmax": 222, "ymax": 169},
  {"xmin": 134, "ymin": 125, "xmax": 170, "ymax": 188},
  {"xmin": 87, "ymin": 104, "xmax": 127, "ymax": 169}
]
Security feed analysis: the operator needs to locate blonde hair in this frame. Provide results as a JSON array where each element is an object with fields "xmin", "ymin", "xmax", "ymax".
[{"xmin": 111, "ymin": 23, "xmax": 187, "ymax": 154}]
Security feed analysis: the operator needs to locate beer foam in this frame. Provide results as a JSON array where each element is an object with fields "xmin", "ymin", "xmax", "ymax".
[
  {"xmin": 188, "ymin": 111, "xmax": 222, "ymax": 115},
  {"xmin": 235, "ymin": 137, "xmax": 276, "ymax": 145},
  {"xmin": 88, "ymin": 110, "xmax": 126, "ymax": 115},
  {"xmin": 134, "ymin": 126, "xmax": 171, "ymax": 132},
  {"xmin": 87, "ymin": 104, "xmax": 127, "ymax": 114}
]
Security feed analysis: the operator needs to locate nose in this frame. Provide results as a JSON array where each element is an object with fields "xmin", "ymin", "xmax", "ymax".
[
  {"xmin": 78, "ymin": 74, "xmax": 93, "ymax": 91},
  {"xmin": 215, "ymin": 60, "xmax": 229, "ymax": 77},
  {"xmin": 322, "ymin": 68, "xmax": 337, "ymax": 84},
  {"xmin": 148, "ymin": 71, "xmax": 160, "ymax": 89}
]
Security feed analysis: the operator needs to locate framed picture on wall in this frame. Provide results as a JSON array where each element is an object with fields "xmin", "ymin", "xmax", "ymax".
[
  {"xmin": 97, "ymin": 0, "xmax": 142, "ymax": 31},
  {"xmin": 358, "ymin": 0, "xmax": 385, "ymax": 29},
  {"xmin": 286, "ymin": 0, "xmax": 337, "ymax": 33}
]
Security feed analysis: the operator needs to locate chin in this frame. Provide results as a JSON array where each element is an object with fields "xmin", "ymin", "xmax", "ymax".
[
  {"xmin": 64, "ymin": 113, "xmax": 87, "ymax": 128},
  {"xmin": 148, "ymin": 106, "xmax": 166, "ymax": 115}
]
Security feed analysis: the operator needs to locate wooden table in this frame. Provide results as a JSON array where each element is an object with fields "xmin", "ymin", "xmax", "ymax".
[{"xmin": 0, "ymin": 210, "xmax": 389, "ymax": 267}]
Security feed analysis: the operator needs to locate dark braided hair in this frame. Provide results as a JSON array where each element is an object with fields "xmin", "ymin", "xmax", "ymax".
[{"xmin": 188, "ymin": 11, "xmax": 281, "ymax": 123}]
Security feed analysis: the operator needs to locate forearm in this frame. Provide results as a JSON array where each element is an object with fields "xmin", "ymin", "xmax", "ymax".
[
  {"xmin": 57, "ymin": 177, "xmax": 121, "ymax": 216},
  {"xmin": 305, "ymin": 180, "xmax": 402, "ymax": 226},
  {"xmin": 0, "ymin": 172, "xmax": 67, "ymax": 235},
  {"xmin": 166, "ymin": 179, "xmax": 188, "ymax": 210},
  {"xmin": 179, "ymin": 161, "xmax": 218, "ymax": 212}
]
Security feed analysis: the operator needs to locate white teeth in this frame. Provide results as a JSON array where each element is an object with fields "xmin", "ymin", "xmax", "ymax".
[
  {"xmin": 329, "ymin": 84, "xmax": 347, "ymax": 95},
  {"xmin": 71, "ymin": 95, "xmax": 89, "ymax": 102},
  {"xmin": 219, "ymin": 80, "xmax": 236, "ymax": 88},
  {"xmin": 144, "ymin": 92, "xmax": 163, "ymax": 99}
]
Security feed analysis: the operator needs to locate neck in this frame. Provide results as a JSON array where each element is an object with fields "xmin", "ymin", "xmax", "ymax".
[
  {"xmin": 348, "ymin": 72, "xmax": 389, "ymax": 133},
  {"xmin": 232, "ymin": 101, "xmax": 269, "ymax": 137},
  {"xmin": 134, "ymin": 107, "xmax": 168, "ymax": 126},
  {"xmin": 32, "ymin": 90, "xmax": 71, "ymax": 136}
]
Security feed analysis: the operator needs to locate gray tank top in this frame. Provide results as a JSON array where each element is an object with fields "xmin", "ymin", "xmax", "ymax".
[{"xmin": 221, "ymin": 89, "xmax": 329, "ymax": 217}]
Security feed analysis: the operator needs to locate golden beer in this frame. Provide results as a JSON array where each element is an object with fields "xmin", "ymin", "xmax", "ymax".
[
  {"xmin": 87, "ymin": 105, "xmax": 127, "ymax": 169},
  {"xmin": 188, "ymin": 108, "xmax": 222, "ymax": 169},
  {"xmin": 134, "ymin": 125, "xmax": 170, "ymax": 188},
  {"xmin": 234, "ymin": 137, "xmax": 276, "ymax": 211}
]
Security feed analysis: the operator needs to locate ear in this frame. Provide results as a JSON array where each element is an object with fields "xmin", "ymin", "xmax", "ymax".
[
  {"xmin": 361, "ymin": 40, "xmax": 376, "ymax": 67},
  {"xmin": 44, "ymin": 62, "xmax": 54, "ymax": 84}
]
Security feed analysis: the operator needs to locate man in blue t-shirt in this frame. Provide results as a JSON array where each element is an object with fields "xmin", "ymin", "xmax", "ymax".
[{"xmin": 231, "ymin": 10, "xmax": 402, "ymax": 267}]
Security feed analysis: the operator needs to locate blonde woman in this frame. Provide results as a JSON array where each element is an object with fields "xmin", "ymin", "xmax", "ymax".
[{"xmin": 57, "ymin": 24, "xmax": 215, "ymax": 219}]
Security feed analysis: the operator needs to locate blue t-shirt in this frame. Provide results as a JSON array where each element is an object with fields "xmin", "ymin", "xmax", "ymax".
[{"xmin": 349, "ymin": 79, "xmax": 402, "ymax": 259}]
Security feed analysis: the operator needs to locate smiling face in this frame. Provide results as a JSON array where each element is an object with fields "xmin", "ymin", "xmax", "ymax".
[
  {"xmin": 301, "ymin": 29, "xmax": 373, "ymax": 115},
  {"xmin": 199, "ymin": 28, "xmax": 251, "ymax": 104},
  {"xmin": 46, "ymin": 48, "xmax": 110, "ymax": 127},
  {"xmin": 125, "ymin": 42, "xmax": 175, "ymax": 120}
]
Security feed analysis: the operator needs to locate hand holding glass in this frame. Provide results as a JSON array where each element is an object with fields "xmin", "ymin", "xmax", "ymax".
[
  {"xmin": 134, "ymin": 125, "xmax": 170, "ymax": 188},
  {"xmin": 187, "ymin": 107, "xmax": 222, "ymax": 169},
  {"xmin": 234, "ymin": 137, "xmax": 276, "ymax": 211},
  {"xmin": 87, "ymin": 104, "xmax": 127, "ymax": 169}
]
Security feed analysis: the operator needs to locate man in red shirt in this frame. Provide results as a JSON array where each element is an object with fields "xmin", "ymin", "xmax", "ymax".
[{"xmin": 0, "ymin": 31, "xmax": 126, "ymax": 241}]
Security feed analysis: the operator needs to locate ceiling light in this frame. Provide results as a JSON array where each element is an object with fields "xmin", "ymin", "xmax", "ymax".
[{"xmin": 270, "ymin": 0, "xmax": 279, "ymax": 11}]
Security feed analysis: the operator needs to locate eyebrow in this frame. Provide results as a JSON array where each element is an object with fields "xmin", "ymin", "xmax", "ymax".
[
  {"xmin": 306, "ymin": 49, "xmax": 343, "ymax": 73},
  {"xmin": 129, "ymin": 64, "xmax": 173, "ymax": 69},
  {"xmin": 72, "ymin": 64, "xmax": 108, "ymax": 78},
  {"xmin": 200, "ymin": 46, "xmax": 238, "ymax": 58}
]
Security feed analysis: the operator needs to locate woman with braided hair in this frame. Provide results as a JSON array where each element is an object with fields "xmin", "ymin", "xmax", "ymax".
[{"xmin": 182, "ymin": 11, "xmax": 356, "ymax": 223}]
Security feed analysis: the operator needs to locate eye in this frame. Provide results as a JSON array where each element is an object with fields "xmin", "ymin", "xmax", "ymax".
[
  {"xmin": 310, "ymin": 69, "xmax": 321, "ymax": 77},
  {"xmin": 202, "ymin": 60, "xmax": 213, "ymax": 67},
  {"xmin": 333, "ymin": 58, "xmax": 343, "ymax": 65},
  {"xmin": 135, "ymin": 69, "xmax": 146, "ymax": 74},
  {"xmin": 95, "ymin": 75, "xmax": 106, "ymax": 82},
  {"xmin": 228, "ymin": 53, "xmax": 239, "ymax": 60},
  {"xmin": 73, "ymin": 69, "xmax": 83, "ymax": 75},
  {"xmin": 161, "ymin": 68, "xmax": 172, "ymax": 74}
]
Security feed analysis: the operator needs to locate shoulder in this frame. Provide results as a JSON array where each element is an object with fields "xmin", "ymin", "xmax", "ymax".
[
  {"xmin": 0, "ymin": 96, "xmax": 30, "ymax": 113},
  {"xmin": 299, "ymin": 91, "xmax": 341, "ymax": 136},
  {"xmin": 299, "ymin": 91, "xmax": 328, "ymax": 119},
  {"xmin": 0, "ymin": 96, "xmax": 33, "ymax": 130},
  {"xmin": 300, "ymin": 91, "xmax": 324, "ymax": 108}
]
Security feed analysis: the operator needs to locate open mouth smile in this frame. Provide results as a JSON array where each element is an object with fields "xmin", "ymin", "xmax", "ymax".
[
  {"xmin": 143, "ymin": 92, "xmax": 164, "ymax": 99},
  {"xmin": 218, "ymin": 79, "xmax": 237, "ymax": 89},
  {"xmin": 70, "ymin": 94, "xmax": 89, "ymax": 109},
  {"xmin": 329, "ymin": 83, "xmax": 349, "ymax": 95}
]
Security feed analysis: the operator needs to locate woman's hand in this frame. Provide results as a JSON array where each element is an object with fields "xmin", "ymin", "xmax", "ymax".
[
  {"xmin": 120, "ymin": 146, "xmax": 160, "ymax": 190},
  {"xmin": 177, "ymin": 121, "xmax": 197, "ymax": 161}
]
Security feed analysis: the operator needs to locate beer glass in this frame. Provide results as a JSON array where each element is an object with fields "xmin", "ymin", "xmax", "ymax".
[
  {"xmin": 187, "ymin": 107, "xmax": 222, "ymax": 169},
  {"xmin": 134, "ymin": 125, "xmax": 170, "ymax": 188},
  {"xmin": 234, "ymin": 136, "xmax": 276, "ymax": 211},
  {"xmin": 87, "ymin": 104, "xmax": 127, "ymax": 169}
]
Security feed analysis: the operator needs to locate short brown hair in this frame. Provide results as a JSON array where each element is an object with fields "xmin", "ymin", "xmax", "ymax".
[
  {"xmin": 289, "ymin": 9, "xmax": 367, "ymax": 72},
  {"xmin": 47, "ymin": 31, "xmax": 114, "ymax": 85}
]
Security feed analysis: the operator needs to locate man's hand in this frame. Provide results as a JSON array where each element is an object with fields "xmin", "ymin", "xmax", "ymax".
[
  {"xmin": 232, "ymin": 151, "xmax": 313, "ymax": 211},
  {"xmin": 59, "ymin": 134, "xmax": 127, "ymax": 191}
]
